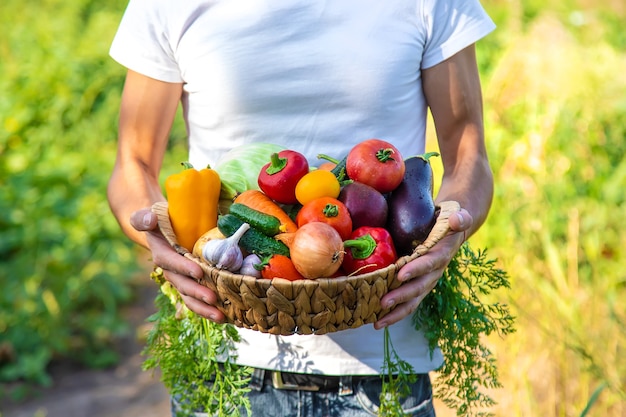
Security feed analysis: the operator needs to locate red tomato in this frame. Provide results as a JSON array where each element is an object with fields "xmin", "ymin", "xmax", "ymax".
[
  {"xmin": 345, "ymin": 139, "xmax": 405, "ymax": 193},
  {"xmin": 260, "ymin": 254, "xmax": 305, "ymax": 281},
  {"xmin": 295, "ymin": 197, "xmax": 353, "ymax": 240}
]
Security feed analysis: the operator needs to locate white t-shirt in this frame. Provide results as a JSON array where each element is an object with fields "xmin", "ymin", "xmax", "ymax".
[{"xmin": 111, "ymin": 0, "xmax": 495, "ymax": 375}]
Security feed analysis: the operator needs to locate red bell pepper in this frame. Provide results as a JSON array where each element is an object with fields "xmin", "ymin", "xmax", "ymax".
[
  {"xmin": 258, "ymin": 150, "xmax": 309, "ymax": 204},
  {"xmin": 342, "ymin": 226, "xmax": 397, "ymax": 275}
]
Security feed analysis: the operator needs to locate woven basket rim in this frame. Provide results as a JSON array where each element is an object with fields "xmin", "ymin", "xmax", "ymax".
[
  {"xmin": 152, "ymin": 199, "xmax": 460, "ymax": 335},
  {"xmin": 152, "ymin": 200, "xmax": 460, "ymax": 282}
]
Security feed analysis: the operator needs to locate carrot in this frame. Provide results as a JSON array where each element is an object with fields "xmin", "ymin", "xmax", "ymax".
[
  {"xmin": 233, "ymin": 190, "xmax": 298, "ymax": 233},
  {"xmin": 260, "ymin": 254, "xmax": 304, "ymax": 281},
  {"xmin": 317, "ymin": 162, "xmax": 337, "ymax": 171}
]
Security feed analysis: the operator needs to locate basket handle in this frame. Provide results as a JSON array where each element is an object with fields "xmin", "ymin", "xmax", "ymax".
[{"xmin": 151, "ymin": 201, "xmax": 190, "ymax": 256}]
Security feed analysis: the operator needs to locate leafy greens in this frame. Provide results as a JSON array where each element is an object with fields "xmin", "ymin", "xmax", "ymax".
[{"xmin": 143, "ymin": 243, "xmax": 515, "ymax": 417}]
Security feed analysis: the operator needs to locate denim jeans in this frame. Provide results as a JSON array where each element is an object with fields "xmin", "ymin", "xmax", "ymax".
[{"xmin": 171, "ymin": 369, "xmax": 436, "ymax": 417}]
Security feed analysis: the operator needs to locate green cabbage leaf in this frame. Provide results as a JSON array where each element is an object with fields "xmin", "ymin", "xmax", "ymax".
[{"xmin": 214, "ymin": 143, "xmax": 285, "ymax": 200}]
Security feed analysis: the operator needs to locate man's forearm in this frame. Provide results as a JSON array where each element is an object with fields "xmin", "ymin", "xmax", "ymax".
[
  {"xmin": 435, "ymin": 153, "xmax": 493, "ymax": 239},
  {"xmin": 107, "ymin": 159, "xmax": 165, "ymax": 249},
  {"xmin": 107, "ymin": 70, "xmax": 183, "ymax": 248},
  {"xmin": 423, "ymin": 46, "xmax": 494, "ymax": 239}
]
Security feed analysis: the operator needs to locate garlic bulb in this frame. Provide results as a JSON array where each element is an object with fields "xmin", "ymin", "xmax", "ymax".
[
  {"xmin": 239, "ymin": 253, "xmax": 263, "ymax": 278},
  {"xmin": 202, "ymin": 222, "xmax": 250, "ymax": 271}
]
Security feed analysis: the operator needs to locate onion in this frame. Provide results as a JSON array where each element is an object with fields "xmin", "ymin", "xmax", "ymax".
[{"xmin": 282, "ymin": 222, "xmax": 344, "ymax": 279}]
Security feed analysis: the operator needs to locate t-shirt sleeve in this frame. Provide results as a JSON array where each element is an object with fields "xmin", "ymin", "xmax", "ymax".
[
  {"xmin": 421, "ymin": 0, "xmax": 496, "ymax": 69},
  {"xmin": 109, "ymin": 0, "xmax": 183, "ymax": 83}
]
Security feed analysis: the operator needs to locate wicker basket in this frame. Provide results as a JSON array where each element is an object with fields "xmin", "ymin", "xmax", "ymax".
[{"xmin": 152, "ymin": 200, "xmax": 460, "ymax": 336}]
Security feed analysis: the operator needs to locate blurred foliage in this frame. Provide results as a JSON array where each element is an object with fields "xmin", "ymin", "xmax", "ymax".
[
  {"xmin": 0, "ymin": 0, "xmax": 186, "ymax": 391},
  {"xmin": 0, "ymin": 0, "xmax": 131, "ymax": 388},
  {"xmin": 470, "ymin": 1, "xmax": 626, "ymax": 415}
]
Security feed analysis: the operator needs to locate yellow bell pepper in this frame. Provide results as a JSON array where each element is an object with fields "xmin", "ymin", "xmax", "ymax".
[{"xmin": 165, "ymin": 162, "xmax": 221, "ymax": 252}]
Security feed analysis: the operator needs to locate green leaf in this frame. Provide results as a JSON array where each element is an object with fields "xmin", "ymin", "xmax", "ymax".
[
  {"xmin": 142, "ymin": 271, "xmax": 252, "ymax": 416},
  {"xmin": 413, "ymin": 244, "xmax": 516, "ymax": 417}
]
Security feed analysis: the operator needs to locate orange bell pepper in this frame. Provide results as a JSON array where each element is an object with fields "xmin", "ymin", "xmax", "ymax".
[{"xmin": 165, "ymin": 162, "xmax": 221, "ymax": 252}]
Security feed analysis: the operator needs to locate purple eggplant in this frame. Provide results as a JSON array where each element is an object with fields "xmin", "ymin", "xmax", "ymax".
[{"xmin": 386, "ymin": 152, "xmax": 439, "ymax": 256}]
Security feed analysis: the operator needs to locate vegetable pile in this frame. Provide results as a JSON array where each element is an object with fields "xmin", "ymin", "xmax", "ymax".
[
  {"xmin": 151, "ymin": 139, "xmax": 515, "ymax": 417},
  {"xmin": 169, "ymin": 139, "xmax": 441, "ymax": 281}
]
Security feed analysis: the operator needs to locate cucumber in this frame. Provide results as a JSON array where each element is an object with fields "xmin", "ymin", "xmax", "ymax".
[
  {"xmin": 228, "ymin": 203, "xmax": 282, "ymax": 236},
  {"xmin": 217, "ymin": 214, "xmax": 290, "ymax": 258},
  {"xmin": 317, "ymin": 154, "xmax": 349, "ymax": 183},
  {"xmin": 331, "ymin": 156, "xmax": 348, "ymax": 182}
]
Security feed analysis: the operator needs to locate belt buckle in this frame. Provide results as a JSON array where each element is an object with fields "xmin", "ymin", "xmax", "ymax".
[{"xmin": 271, "ymin": 371, "xmax": 320, "ymax": 392}]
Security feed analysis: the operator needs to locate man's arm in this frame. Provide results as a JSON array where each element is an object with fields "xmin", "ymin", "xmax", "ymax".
[
  {"xmin": 424, "ymin": 44, "xmax": 493, "ymax": 237},
  {"xmin": 107, "ymin": 69, "xmax": 182, "ymax": 247},
  {"xmin": 108, "ymin": 70, "xmax": 223, "ymax": 321},
  {"xmin": 375, "ymin": 44, "xmax": 492, "ymax": 328}
]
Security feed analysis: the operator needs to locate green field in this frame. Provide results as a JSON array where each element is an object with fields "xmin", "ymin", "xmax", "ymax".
[{"xmin": 1, "ymin": 0, "xmax": 624, "ymax": 416}]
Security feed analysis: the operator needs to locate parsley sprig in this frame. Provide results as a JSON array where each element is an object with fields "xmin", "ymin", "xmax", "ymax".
[
  {"xmin": 413, "ymin": 243, "xmax": 516, "ymax": 416},
  {"xmin": 379, "ymin": 327, "xmax": 418, "ymax": 417},
  {"xmin": 143, "ymin": 268, "xmax": 252, "ymax": 417}
]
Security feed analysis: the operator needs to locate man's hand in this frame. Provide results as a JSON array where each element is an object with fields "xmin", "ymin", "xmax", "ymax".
[
  {"xmin": 130, "ymin": 208, "xmax": 226, "ymax": 322},
  {"xmin": 374, "ymin": 209, "xmax": 473, "ymax": 329}
]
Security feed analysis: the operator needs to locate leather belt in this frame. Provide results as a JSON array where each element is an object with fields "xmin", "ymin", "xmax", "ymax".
[{"xmin": 262, "ymin": 369, "xmax": 375, "ymax": 394}]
